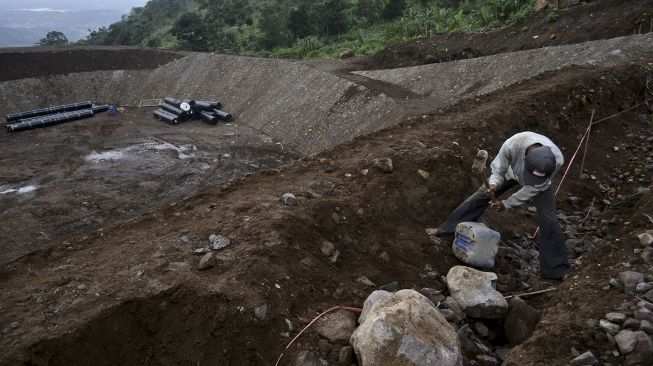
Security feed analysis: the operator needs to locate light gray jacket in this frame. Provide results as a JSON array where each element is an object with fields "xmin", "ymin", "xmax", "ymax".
[{"xmin": 488, "ymin": 132, "xmax": 564, "ymax": 209}]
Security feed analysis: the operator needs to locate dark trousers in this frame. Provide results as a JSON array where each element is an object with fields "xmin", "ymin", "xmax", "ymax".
[{"xmin": 438, "ymin": 180, "xmax": 569, "ymax": 279}]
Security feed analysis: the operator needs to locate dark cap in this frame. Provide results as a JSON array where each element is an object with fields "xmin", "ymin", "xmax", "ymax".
[{"xmin": 524, "ymin": 146, "xmax": 556, "ymax": 185}]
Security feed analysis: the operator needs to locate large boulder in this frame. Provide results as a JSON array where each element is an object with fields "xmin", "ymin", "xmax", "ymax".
[
  {"xmin": 446, "ymin": 266, "xmax": 508, "ymax": 319},
  {"xmin": 351, "ymin": 289, "xmax": 463, "ymax": 366}
]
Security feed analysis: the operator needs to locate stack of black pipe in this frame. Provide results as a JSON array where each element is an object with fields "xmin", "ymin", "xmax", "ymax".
[
  {"xmin": 153, "ymin": 97, "xmax": 233, "ymax": 126},
  {"xmin": 5, "ymin": 101, "xmax": 110, "ymax": 133}
]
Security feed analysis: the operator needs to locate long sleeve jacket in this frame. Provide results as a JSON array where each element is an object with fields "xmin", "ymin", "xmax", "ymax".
[{"xmin": 487, "ymin": 132, "xmax": 564, "ymax": 209}]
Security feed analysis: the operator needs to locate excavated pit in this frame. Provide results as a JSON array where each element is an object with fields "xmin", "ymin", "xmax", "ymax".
[{"xmin": 2, "ymin": 62, "xmax": 650, "ymax": 365}]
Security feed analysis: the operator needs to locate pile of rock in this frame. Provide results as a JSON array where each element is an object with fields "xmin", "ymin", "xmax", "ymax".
[
  {"xmin": 575, "ymin": 268, "xmax": 653, "ymax": 365},
  {"xmin": 308, "ymin": 266, "xmax": 542, "ymax": 366}
]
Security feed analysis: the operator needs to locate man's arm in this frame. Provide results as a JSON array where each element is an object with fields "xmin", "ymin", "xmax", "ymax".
[
  {"xmin": 488, "ymin": 142, "xmax": 511, "ymax": 188},
  {"xmin": 503, "ymin": 181, "xmax": 551, "ymax": 209}
]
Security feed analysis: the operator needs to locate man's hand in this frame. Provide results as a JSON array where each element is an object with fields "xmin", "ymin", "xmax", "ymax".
[
  {"xmin": 490, "ymin": 200, "xmax": 505, "ymax": 212},
  {"xmin": 479, "ymin": 184, "xmax": 497, "ymax": 195}
]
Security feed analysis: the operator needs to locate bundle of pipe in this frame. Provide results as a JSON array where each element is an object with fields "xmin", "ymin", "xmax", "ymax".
[
  {"xmin": 5, "ymin": 101, "xmax": 92, "ymax": 122},
  {"xmin": 154, "ymin": 96, "xmax": 233, "ymax": 125},
  {"xmin": 6, "ymin": 110, "xmax": 95, "ymax": 133},
  {"xmin": 5, "ymin": 103, "xmax": 110, "ymax": 133}
]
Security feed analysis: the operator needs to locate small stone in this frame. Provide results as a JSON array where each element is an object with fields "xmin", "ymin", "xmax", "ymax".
[
  {"xmin": 418, "ymin": 169, "xmax": 430, "ymax": 179},
  {"xmin": 280, "ymin": 193, "xmax": 297, "ymax": 206},
  {"xmin": 640, "ymin": 320, "xmax": 653, "ymax": 334},
  {"xmin": 10, "ymin": 322, "xmax": 19, "ymax": 329},
  {"xmin": 606, "ymin": 312, "xmax": 627, "ymax": 324},
  {"xmin": 474, "ymin": 321, "xmax": 489, "ymax": 337},
  {"xmin": 635, "ymin": 307, "xmax": 653, "ymax": 322},
  {"xmin": 599, "ymin": 319, "xmax": 620, "ymax": 334},
  {"xmin": 619, "ymin": 271, "xmax": 645, "ymax": 293},
  {"xmin": 331, "ymin": 212, "xmax": 341, "ymax": 224},
  {"xmin": 615, "ymin": 330, "xmax": 637, "ymax": 354},
  {"xmin": 379, "ymin": 281, "xmax": 400, "ymax": 292},
  {"xmin": 300, "ymin": 257, "xmax": 315, "ymax": 268},
  {"xmin": 318, "ymin": 339, "xmax": 330, "ymax": 354},
  {"xmin": 194, "ymin": 247, "xmax": 210, "ymax": 255},
  {"xmin": 373, "ymin": 157, "xmax": 393, "ymax": 173},
  {"xmin": 624, "ymin": 331, "xmax": 653, "ymax": 365},
  {"xmin": 254, "ymin": 304, "xmax": 268, "ymax": 321},
  {"xmin": 636, "ymin": 282, "xmax": 653, "ymax": 294},
  {"xmin": 315, "ymin": 310, "xmax": 357, "ymax": 342},
  {"xmin": 294, "ymin": 350, "xmax": 317, "ymax": 366},
  {"xmin": 209, "ymin": 234, "xmax": 231, "ymax": 250},
  {"xmin": 495, "ymin": 347, "xmax": 512, "ymax": 361},
  {"xmin": 338, "ymin": 346, "xmax": 355, "ymax": 366},
  {"xmin": 446, "ymin": 266, "xmax": 508, "ymax": 319},
  {"xmin": 356, "ymin": 276, "xmax": 375, "ymax": 287},
  {"xmin": 320, "ymin": 241, "xmax": 335, "ymax": 257},
  {"xmin": 643, "ymin": 288, "xmax": 653, "ymax": 303},
  {"xmin": 571, "ymin": 351, "xmax": 598, "ymax": 366},
  {"xmin": 609, "ymin": 278, "xmax": 623, "ymax": 288},
  {"xmin": 624, "ymin": 318, "xmax": 640, "ymax": 330},
  {"xmin": 198, "ymin": 252, "xmax": 217, "ymax": 270},
  {"xmin": 504, "ymin": 297, "xmax": 540, "ymax": 344},
  {"xmin": 638, "ymin": 233, "xmax": 653, "ymax": 246},
  {"xmin": 476, "ymin": 354, "xmax": 498, "ymax": 366}
]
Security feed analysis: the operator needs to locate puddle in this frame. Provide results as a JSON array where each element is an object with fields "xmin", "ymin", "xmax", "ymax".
[
  {"xmin": 85, "ymin": 141, "xmax": 196, "ymax": 162},
  {"xmin": 0, "ymin": 185, "xmax": 38, "ymax": 195}
]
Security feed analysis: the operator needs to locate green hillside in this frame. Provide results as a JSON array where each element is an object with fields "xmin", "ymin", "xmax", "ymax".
[{"xmin": 79, "ymin": 0, "xmax": 537, "ymax": 58}]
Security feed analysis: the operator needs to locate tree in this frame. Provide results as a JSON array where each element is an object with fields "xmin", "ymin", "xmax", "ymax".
[
  {"xmin": 383, "ymin": 0, "xmax": 406, "ymax": 20},
  {"xmin": 356, "ymin": 0, "xmax": 385, "ymax": 24},
  {"xmin": 36, "ymin": 31, "xmax": 68, "ymax": 46},
  {"xmin": 171, "ymin": 12, "xmax": 209, "ymax": 51}
]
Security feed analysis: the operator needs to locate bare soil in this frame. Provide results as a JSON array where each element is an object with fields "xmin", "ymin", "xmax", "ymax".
[
  {"xmin": 0, "ymin": 63, "xmax": 651, "ymax": 365},
  {"xmin": 0, "ymin": 108, "xmax": 298, "ymax": 264}
]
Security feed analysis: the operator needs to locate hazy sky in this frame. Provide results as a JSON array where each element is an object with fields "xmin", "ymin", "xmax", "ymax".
[{"xmin": 0, "ymin": 0, "xmax": 149, "ymax": 11}]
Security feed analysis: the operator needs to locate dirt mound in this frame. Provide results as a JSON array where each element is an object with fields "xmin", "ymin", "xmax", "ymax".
[
  {"xmin": 1, "ymin": 63, "xmax": 650, "ymax": 365},
  {"xmin": 362, "ymin": 0, "xmax": 653, "ymax": 69},
  {"xmin": 0, "ymin": 47, "xmax": 186, "ymax": 82}
]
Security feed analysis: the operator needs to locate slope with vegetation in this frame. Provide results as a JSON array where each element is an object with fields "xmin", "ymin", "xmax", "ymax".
[{"xmin": 77, "ymin": 0, "xmax": 536, "ymax": 58}]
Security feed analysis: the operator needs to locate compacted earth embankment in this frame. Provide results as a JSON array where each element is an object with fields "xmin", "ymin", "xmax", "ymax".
[{"xmin": 1, "ymin": 62, "xmax": 651, "ymax": 365}]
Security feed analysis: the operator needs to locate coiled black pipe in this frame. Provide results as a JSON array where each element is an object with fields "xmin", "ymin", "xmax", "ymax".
[
  {"xmin": 160, "ymin": 103, "xmax": 191, "ymax": 121},
  {"xmin": 153, "ymin": 109, "xmax": 179, "ymax": 125},
  {"xmin": 92, "ymin": 105, "xmax": 110, "ymax": 113},
  {"xmin": 195, "ymin": 100, "xmax": 222, "ymax": 112},
  {"xmin": 7, "ymin": 109, "xmax": 94, "ymax": 133},
  {"xmin": 5, "ymin": 101, "xmax": 93, "ymax": 122},
  {"xmin": 212, "ymin": 109, "xmax": 233, "ymax": 122},
  {"xmin": 200, "ymin": 111, "xmax": 218, "ymax": 125}
]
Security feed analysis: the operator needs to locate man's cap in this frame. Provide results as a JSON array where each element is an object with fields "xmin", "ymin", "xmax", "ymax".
[{"xmin": 524, "ymin": 146, "xmax": 556, "ymax": 185}]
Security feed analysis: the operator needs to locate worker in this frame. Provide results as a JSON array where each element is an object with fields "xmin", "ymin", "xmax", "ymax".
[{"xmin": 427, "ymin": 131, "xmax": 569, "ymax": 280}]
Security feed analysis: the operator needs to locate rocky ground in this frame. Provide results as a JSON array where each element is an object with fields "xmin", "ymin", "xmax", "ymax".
[{"xmin": 1, "ymin": 1, "xmax": 653, "ymax": 366}]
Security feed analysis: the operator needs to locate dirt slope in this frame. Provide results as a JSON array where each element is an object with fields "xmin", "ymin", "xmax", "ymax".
[
  {"xmin": 1, "ymin": 63, "xmax": 650, "ymax": 365},
  {"xmin": 0, "ymin": 47, "xmax": 186, "ymax": 81},
  {"xmin": 362, "ymin": 0, "xmax": 653, "ymax": 69}
]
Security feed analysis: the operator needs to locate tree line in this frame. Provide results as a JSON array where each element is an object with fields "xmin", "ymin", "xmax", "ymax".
[{"xmin": 50, "ymin": 0, "xmax": 536, "ymax": 58}]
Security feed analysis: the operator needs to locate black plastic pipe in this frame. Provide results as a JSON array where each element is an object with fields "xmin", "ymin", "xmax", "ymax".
[
  {"xmin": 212, "ymin": 109, "xmax": 233, "ymax": 122},
  {"xmin": 153, "ymin": 109, "xmax": 179, "ymax": 125},
  {"xmin": 195, "ymin": 100, "xmax": 222, "ymax": 112},
  {"xmin": 200, "ymin": 111, "xmax": 218, "ymax": 125},
  {"xmin": 5, "ymin": 101, "xmax": 93, "ymax": 122},
  {"xmin": 160, "ymin": 103, "xmax": 191, "ymax": 121},
  {"xmin": 92, "ymin": 105, "xmax": 110, "ymax": 113},
  {"xmin": 7, "ymin": 109, "xmax": 94, "ymax": 133}
]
